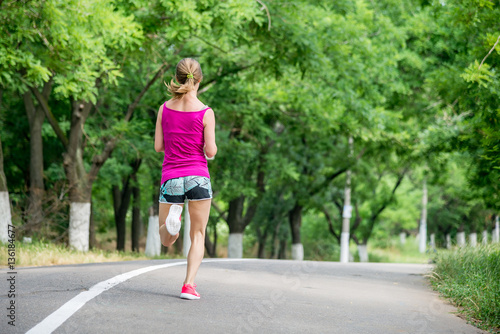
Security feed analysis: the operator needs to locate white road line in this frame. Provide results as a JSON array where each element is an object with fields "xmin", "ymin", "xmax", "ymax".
[{"xmin": 26, "ymin": 259, "xmax": 251, "ymax": 334}]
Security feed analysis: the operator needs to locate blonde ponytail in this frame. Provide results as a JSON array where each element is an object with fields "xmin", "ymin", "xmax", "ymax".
[{"xmin": 166, "ymin": 58, "xmax": 203, "ymax": 99}]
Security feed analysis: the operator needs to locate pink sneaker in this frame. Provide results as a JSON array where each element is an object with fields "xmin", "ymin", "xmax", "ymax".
[
  {"xmin": 180, "ymin": 284, "xmax": 200, "ymax": 300},
  {"xmin": 165, "ymin": 204, "xmax": 183, "ymax": 235}
]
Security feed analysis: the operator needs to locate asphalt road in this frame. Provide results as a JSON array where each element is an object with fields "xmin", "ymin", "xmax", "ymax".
[{"xmin": 1, "ymin": 259, "xmax": 486, "ymax": 334}]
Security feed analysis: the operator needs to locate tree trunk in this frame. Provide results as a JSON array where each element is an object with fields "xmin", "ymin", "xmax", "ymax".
[
  {"xmin": 278, "ymin": 238, "xmax": 287, "ymax": 259},
  {"xmin": 0, "ymin": 191, "xmax": 10, "ymax": 243},
  {"xmin": 446, "ymin": 233, "xmax": 451, "ymax": 249},
  {"xmin": 69, "ymin": 202, "xmax": 91, "ymax": 251},
  {"xmin": 63, "ymin": 101, "xmax": 93, "ymax": 251},
  {"xmin": 256, "ymin": 224, "xmax": 269, "ymax": 259},
  {"xmin": 288, "ymin": 203, "xmax": 302, "ymax": 244},
  {"xmin": 482, "ymin": 230, "xmax": 488, "ymax": 245},
  {"xmin": 227, "ymin": 195, "xmax": 245, "ymax": 233},
  {"xmin": 89, "ymin": 202, "xmax": 96, "ymax": 249},
  {"xmin": 494, "ymin": 215, "xmax": 500, "ymax": 243},
  {"xmin": 68, "ymin": 198, "xmax": 92, "ymax": 251},
  {"xmin": 131, "ymin": 174, "xmax": 141, "ymax": 252},
  {"xmin": 429, "ymin": 233, "xmax": 435, "ymax": 249},
  {"xmin": 257, "ymin": 237, "xmax": 266, "ymax": 258},
  {"xmin": 207, "ymin": 202, "xmax": 226, "ymax": 258},
  {"xmin": 112, "ymin": 180, "xmax": 132, "ymax": 251},
  {"xmin": 145, "ymin": 184, "xmax": 161, "ymax": 257},
  {"xmin": 399, "ymin": 232, "xmax": 406, "ymax": 245},
  {"xmin": 340, "ymin": 186, "xmax": 352, "ymax": 261},
  {"xmin": 469, "ymin": 233, "xmax": 477, "ymax": 247},
  {"xmin": 270, "ymin": 220, "xmax": 281, "ymax": 259},
  {"xmin": 145, "ymin": 207, "xmax": 161, "ymax": 257},
  {"xmin": 418, "ymin": 178, "xmax": 428, "ymax": 253},
  {"xmin": 112, "ymin": 159, "xmax": 141, "ymax": 251},
  {"xmin": 340, "ymin": 136, "xmax": 353, "ymax": 263},
  {"xmin": 0, "ymin": 135, "xmax": 6, "ymax": 192},
  {"xmin": 357, "ymin": 243, "xmax": 368, "ymax": 262},
  {"xmin": 288, "ymin": 203, "xmax": 303, "ymax": 260},
  {"xmin": 32, "ymin": 92, "xmax": 93, "ymax": 251},
  {"xmin": 112, "ymin": 175, "xmax": 134, "ymax": 252},
  {"xmin": 291, "ymin": 243, "xmax": 304, "ymax": 261},
  {"xmin": 456, "ymin": 231, "xmax": 466, "ymax": 247},
  {"xmin": 225, "ymin": 151, "xmax": 266, "ymax": 258},
  {"xmin": 204, "ymin": 228, "xmax": 216, "ymax": 258},
  {"xmin": 23, "ymin": 89, "xmax": 49, "ymax": 231},
  {"xmin": 227, "ymin": 196, "xmax": 245, "ymax": 258},
  {"xmin": 0, "ymin": 135, "xmax": 11, "ymax": 243},
  {"xmin": 228, "ymin": 233, "xmax": 243, "ymax": 258}
]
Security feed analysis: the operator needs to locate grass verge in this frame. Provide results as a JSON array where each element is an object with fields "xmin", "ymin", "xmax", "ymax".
[
  {"xmin": 366, "ymin": 237, "xmax": 430, "ymax": 263},
  {"xmin": 0, "ymin": 240, "xmax": 176, "ymax": 268},
  {"xmin": 429, "ymin": 244, "xmax": 500, "ymax": 333}
]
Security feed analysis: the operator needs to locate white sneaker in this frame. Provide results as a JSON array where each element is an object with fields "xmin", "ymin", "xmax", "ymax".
[{"xmin": 165, "ymin": 204, "xmax": 183, "ymax": 235}]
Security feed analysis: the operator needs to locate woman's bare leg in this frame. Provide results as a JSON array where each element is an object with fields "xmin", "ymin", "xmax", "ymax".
[
  {"xmin": 184, "ymin": 199, "xmax": 211, "ymax": 285},
  {"xmin": 159, "ymin": 203, "xmax": 182, "ymax": 247}
]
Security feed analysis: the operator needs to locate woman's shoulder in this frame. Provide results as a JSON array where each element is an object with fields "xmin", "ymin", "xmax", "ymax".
[
  {"xmin": 165, "ymin": 98, "xmax": 208, "ymax": 112},
  {"xmin": 163, "ymin": 99, "xmax": 174, "ymax": 109}
]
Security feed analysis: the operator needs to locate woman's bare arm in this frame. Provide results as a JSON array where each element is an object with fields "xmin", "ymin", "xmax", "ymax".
[
  {"xmin": 154, "ymin": 105, "xmax": 164, "ymax": 153},
  {"xmin": 203, "ymin": 108, "xmax": 217, "ymax": 158}
]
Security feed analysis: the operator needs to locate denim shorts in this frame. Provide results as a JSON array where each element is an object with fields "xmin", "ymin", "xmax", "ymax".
[{"xmin": 159, "ymin": 176, "xmax": 212, "ymax": 204}]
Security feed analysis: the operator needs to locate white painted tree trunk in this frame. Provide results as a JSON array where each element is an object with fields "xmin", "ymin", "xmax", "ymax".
[
  {"xmin": 482, "ymin": 230, "xmax": 488, "ymax": 245},
  {"xmin": 349, "ymin": 252, "xmax": 354, "ymax": 262},
  {"xmin": 469, "ymin": 233, "xmax": 477, "ymax": 247},
  {"xmin": 399, "ymin": 232, "xmax": 406, "ymax": 245},
  {"xmin": 145, "ymin": 213, "xmax": 160, "ymax": 257},
  {"xmin": 494, "ymin": 216, "xmax": 500, "ymax": 243},
  {"xmin": 183, "ymin": 201, "xmax": 191, "ymax": 257},
  {"xmin": 446, "ymin": 234, "xmax": 451, "ymax": 249},
  {"xmin": 291, "ymin": 243, "xmax": 304, "ymax": 261},
  {"xmin": 430, "ymin": 233, "xmax": 435, "ymax": 249},
  {"xmin": 228, "ymin": 233, "xmax": 243, "ymax": 258},
  {"xmin": 0, "ymin": 191, "xmax": 11, "ymax": 243},
  {"xmin": 340, "ymin": 232, "xmax": 350, "ymax": 263},
  {"xmin": 456, "ymin": 231, "xmax": 466, "ymax": 247},
  {"xmin": 340, "ymin": 136, "xmax": 353, "ymax": 263},
  {"xmin": 357, "ymin": 244, "xmax": 368, "ymax": 262},
  {"xmin": 418, "ymin": 179, "xmax": 428, "ymax": 254},
  {"xmin": 69, "ymin": 202, "xmax": 91, "ymax": 252}
]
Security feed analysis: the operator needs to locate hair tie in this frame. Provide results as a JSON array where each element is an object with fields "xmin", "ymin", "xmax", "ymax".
[{"xmin": 186, "ymin": 73, "xmax": 194, "ymax": 79}]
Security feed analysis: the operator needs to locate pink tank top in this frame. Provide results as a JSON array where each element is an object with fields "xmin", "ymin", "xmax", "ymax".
[{"xmin": 161, "ymin": 103, "xmax": 210, "ymax": 184}]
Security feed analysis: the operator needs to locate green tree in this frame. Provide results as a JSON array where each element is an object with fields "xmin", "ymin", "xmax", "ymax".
[
  {"xmin": 0, "ymin": 0, "xmax": 143, "ymax": 250},
  {"xmin": 424, "ymin": 0, "xmax": 500, "ymax": 209}
]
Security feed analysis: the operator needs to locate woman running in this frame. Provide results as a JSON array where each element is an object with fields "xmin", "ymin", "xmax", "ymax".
[{"xmin": 154, "ymin": 58, "xmax": 217, "ymax": 300}]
